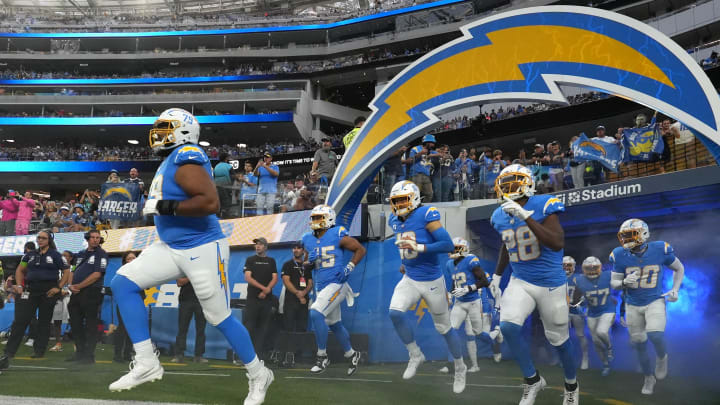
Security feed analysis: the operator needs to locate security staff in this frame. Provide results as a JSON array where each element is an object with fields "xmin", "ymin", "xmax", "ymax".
[
  {"xmin": 279, "ymin": 242, "xmax": 313, "ymax": 367},
  {"xmin": 0, "ymin": 230, "xmax": 70, "ymax": 369},
  {"xmin": 67, "ymin": 229, "xmax": 108, "ymax": 364}
]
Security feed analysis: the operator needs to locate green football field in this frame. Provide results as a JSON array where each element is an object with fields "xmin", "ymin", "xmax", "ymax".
[{"xmin": 1, "ymin": 343, "xmax": 717, "ymax": 405}]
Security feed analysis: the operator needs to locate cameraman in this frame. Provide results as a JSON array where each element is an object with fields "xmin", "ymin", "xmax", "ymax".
[
  {"xmin": 404, "ymin": 135, "xmax": 439, "ymax": 203},
  {"xmin": 0, "ymin": 190, "xmax": 21, "ymax": 236},
  {"xmin": 431, "ymin": 144, "xmax": 455, "ymax": 202},
  {"xmin": 67, "ymin": 230, "xmax": 108, "ymax": 364}
]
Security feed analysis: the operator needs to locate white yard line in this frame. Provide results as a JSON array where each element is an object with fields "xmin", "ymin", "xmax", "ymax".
[
  {"xmin": 0, "ymin": 396, "xmax": 200, "ymax": 405},
  {"xmin": 164, "ymin": 371, "xmax": 231, "ymax": 377},
  {"xmin": 9, "ymin": 365, "xmax": 68, "ymax": 370},
  {"xmin": 285, "ymin": 376, "xmax": 392, "ymax": 383}
]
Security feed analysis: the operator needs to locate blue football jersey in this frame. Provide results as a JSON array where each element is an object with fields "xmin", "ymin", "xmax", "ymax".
[
  {"xmin": 302, "ymin": 225, "xmax": 350, "ymax": 291},
  {"xmin": 389, "ymin": 205, "xmax": 446, "ymax": 282},
  {"xmin": 574, "ymin": 271, "xmax": 617, "ymax": 317},
  {"xmin": 147, "ymin": 145, "xmax": 225, "ymax": 249},
  {"xmin": 567, "ymin": 273, "xmax": 585, "ymax": 315},
  {"xmin": 610, "ymin": 241, "xmax": 676, "ymax": 306},
  {"xmin": 481, "ymin": 272, "xmax": 495, "ymax": 312},
  {"xmin": 446, "ymin": 255, "xmax": 483, "ymax": 303},
  {"xmin": 491, "ymin": 195, "xmax": 566, "ymax": 287}
]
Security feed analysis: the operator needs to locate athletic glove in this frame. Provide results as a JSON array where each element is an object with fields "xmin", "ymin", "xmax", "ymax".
[
  {"xmin": 623, "ymin": 271, "xmax": 639, "ymax": 288},
  {"xmin": 489, "ymin": 277, "xmax": 502, "ymax": 301},
  {"xmin": 142, "ymin": 199, "xmax": 179, "ymax": 216},
  {"xmin": 344, "ymin": 262, "xmax": 355, "ymax": 278},
  {"xmin": 394, "ymin": 238, "xmax": 425, "ymax": 253},
  {"xmin": 662, "ymin": 289, "xmax": 679, "ymax": 302},
  {"xmin": 451, "ymin": 285, "xmax": 477, "ymax": 298},
  {"xmin": 501, "ymin": 197, "xmax": 534, "ymax": 221}
]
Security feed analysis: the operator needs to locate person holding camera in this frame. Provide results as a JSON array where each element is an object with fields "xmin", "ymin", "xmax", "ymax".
[
  {"xmin": 213, "ymin": 153, "xmax": 234, "ymax": 218},
  {"xmin": 15, "ymin": 191, "xmax": 36, "ymax": 236},
  {"xmin": 67, "ymin": 230, "xmax": 109, "ymax": 364},
  {"xmin": 0, "ymin": 190, "xmax": 21, "ymax": 236},
  {"xmin": 254, "ymin": 152, "xmax": 280, "ymax": 216},
  {"xmin": 404, "ymin": 134, "xmax": 439, "ymax": 203},
  {"xmin": 0, "ymin": 230, "xmax": 70, "ymax": 369},
  {"xmin": 431, "ymin": 144, "xmax": 455, "ymax": 202}
]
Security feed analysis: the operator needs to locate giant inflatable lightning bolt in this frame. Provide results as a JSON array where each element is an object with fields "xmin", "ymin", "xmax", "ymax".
[{"xmin": 327, "ymin": 6, "xmax": 720, "ymax": 227}]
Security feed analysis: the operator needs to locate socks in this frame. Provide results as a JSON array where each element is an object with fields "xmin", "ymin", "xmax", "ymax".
[
  {"xmin": 467, "ymin": 338, "xmax": 478, "ymax": 368},
  {"xmin": 389, "ymin": 310, "xmax": 415, "ymax": 345},
  {"xmin": 406, "ymin": 341, "xmax": 422, "ymax": 357},
  {"xmin": 329, "ymin": 321, "xmax": 353, "ymax": 353},
  {"xmin": 133, "ymin": 339, "xmax": 154, "ymax": 358},
  {"xmin": 111, "ymin": 275, "xmax": 150, "ymax": 343},
  {"xmin": 245, "ymin": 356, "xmax": 264, "ymax": 379},
  {"xmin": 500, "ymin": 321, "xmax": 536, "ymax": 378},
  {"xmin": 454, "ymin": 357, "xmax": 466, "ymax": 370},
  {"xmin": 216, "ymin": 314, "xmax": 257, "ymax": 364},
  {"xmin": 525, "ymin": 373, "xmax": 540, "ymax": 385},
  {"xmin": 647, "ymin": 331, "xmax": 667, "ymax": 359},
  {"xmin": 317, "ymin": 349, "xmax": 327, "ymax": 357},
  {"xmin": 555, "ymin": 338, "xmax": 577, "ymax": 381},
  {"xmin": 634, "ymin": 340, "xmax": 653, "ymax": 376},
  {"xmin": 442, "ymin": 329, "xmax": 464, "ymax": 360},
  {"xmin": 310, "ymin": 309, "xmax": 329, "ymax": 351}
]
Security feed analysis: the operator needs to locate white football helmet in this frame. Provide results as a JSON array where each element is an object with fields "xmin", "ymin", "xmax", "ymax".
[
  {"xmin": 494, "ymin": 164, "xmax": 535, "ymax": 201},
  {"xmin": 451, "ymin": 237, "xmax": 469, "ymax": 259},
  {"xmin": 582, "ymin": 256, "xmax": 602, "ymax": 278},
  {"xmin": 149, "ymin": 108, "xmax": 201, "ymax": 152},
  {"xmin": 618, "ymin": 218, "xmax": 649, "ymax": 250},
  {"xmin": 310, "ymin": 204, "xmax": 336, "ymax": 231},
  {"xmin": 389, "ymin": 180, "xmax": 421, "ymax": 217},
  {"xmin": 562, "ymin": 256, "xmax": 576, "ymax": 277}
]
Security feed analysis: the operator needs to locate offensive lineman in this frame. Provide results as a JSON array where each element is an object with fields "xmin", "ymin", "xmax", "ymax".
[
  {"xmin": 564, "ymin": 256, "xmax": 590, "ymax": 370},
  {"xmin": 610, "ymin": 219, "xmax": 684, "ymax": 395},
  {"xmin": 302, "ymin": 204, "xmax": 365, "ymax": 375},
  {"xmin": 387, "ymin": 180, "xmax": 467, "ymax": 394},
  {"xmin": 108, "ymin": 108, "xmax": 273, "ymax": 405},
  {"xmin": 571, "ymin": 256, "xmax": 617, "ymax": 377},
  {"xmin": 489, "ymin": 164, "xmax": 579, "ymax": 405}
]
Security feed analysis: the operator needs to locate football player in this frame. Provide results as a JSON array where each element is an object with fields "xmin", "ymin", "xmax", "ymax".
[
  {"xmin": 302, "ymin": 204, "xmax": 365, "ymax": 375},
  {"xmin": 446, "ymin": 237, "xmax": 500, "ymax": 373},
  {"xmin": 489, "ymin": 164, "xmax": 578, "ymax": 405},
  {"xmin": 571, "ymin": 256, "xmax": 617, "ymax": 376},
  {"xmin": 387, "ymin": 180, "xmax": 467, "ymax": 394},
  {"xmin": 564, "ymin": 256, "xmax": 589, "ymax": 370},
  {"xmin": 481, "ymin": 277, "xmax": 503, "ymax": 363},
  {"xmin": 108, "ymin": 108, "xmax": 273, "ymax": 405},
  {"xmin": 610, "ymin": 219, "xmax": 684, "ymax": 395}
]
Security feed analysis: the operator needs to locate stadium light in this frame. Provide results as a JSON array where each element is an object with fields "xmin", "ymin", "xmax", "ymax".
[
  {"xmin": 199, "ymin": 141, "xmax": 210, "ymax": 146},
  {"xmin": 127, "ymin": 139, "xmax": 139, "ymax": 145}
]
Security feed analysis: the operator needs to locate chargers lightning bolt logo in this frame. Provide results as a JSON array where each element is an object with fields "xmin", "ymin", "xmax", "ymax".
[{"xmin": 327, "ymin": 6, "xmax": 720, "ymax": 226}]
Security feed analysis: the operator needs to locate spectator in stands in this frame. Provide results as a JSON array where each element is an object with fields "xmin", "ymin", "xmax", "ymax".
[
  {"xmin": 294, "ymin": 188, "xmax": 315, "ymax": 211},
  {"xmin": 531, "ymin": 144, "xmax": 548, "ymax": 165},
  {"xmin": 567, "ymin": 136, "xmax": 585, "ymax": 189},
  {"xmin": 243, "ymin": 237, "xmax": 278, "ymax": 360},
  {"xmin": 171, "ymin": 277, "xmax": 208, "ymax": 364},
  {"xmin": 0, "ymin": 191, "xmax": 20, "ymax": 236},
  {"xmin": 14, "ymin": 191, "xmax": 35, "ymax": 236},
  {"xmin": 214, "ymin": 153, "xmax": 234, "ymax": 219},
  {"xmin": 67, "ymin": 229, "xmax": 108, "ymax": 364},
  {"xmin": 453, "ymin": 148, "xmax": 474, "ymax": 200},
  {"xmin": 547, "ymin": 141, "xmax": 564, "ymax": 192},
  {"xmin": 237, "ymin": 161, "xmax": 258, "ymax": 214},
  {"xmin": 311, "ymin": 137, "xmax": 338, "ymax": 185},
  {"xmin": 279, "ymin": 242, "xmax": 313, "ymax": 367},
  {"xmin": 105, "ymin": 170, "xmax": 122, "ymax": 229},
  {"xmin": 53, "ymin": 206, "xmax": 74, "ymax": 233},
  {"xmin": 513, "ymin": 149, "xmax": 530, "ymax": 166},
  {"xmin": 382, "ymin": 145, "xmax": 407, "ymax": 199},
  {"xmin": 343, "ymin": 117, "xmax": 366, "ymax": 149},
  {"xmin": 124, "ymin": 168, "xmax": 145, "ymax": 191},
  {"xmin": 405, "ymin": 134, "xmax": 438, "ymax": 203},
  {"xmin": 669, "ymin": 120, "xmax": 696, "ymax": 169},
  {"xmin": 593, "ymin": 125, "xmax": 618, "ymax": 143},
  {"xmin": 658, "ymin": 118, "xmax": 674, "ymax": 173},
  {"xmin": 254, "ymin": 152, "xmax": 280, "ymax": 215},
  {"xmin": 71, "ymin": 204, "xmax": 90, "ymax": 232}
]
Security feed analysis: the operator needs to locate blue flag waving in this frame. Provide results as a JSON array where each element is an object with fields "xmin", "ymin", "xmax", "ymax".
[
  {"xmin": 98, "ymin": 182, "xmax": 143, "ymax": 221},
  {"xmin": 621, "ymin": 120, "xmax": 664, "ymax": 161},
  {"xmin": 572, "ymin": 133, "xmax": 624, "ymax": 173}
]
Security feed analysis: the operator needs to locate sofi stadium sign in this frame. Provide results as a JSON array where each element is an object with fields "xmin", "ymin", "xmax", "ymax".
[{"xmin": 555, "ymin": 183, "xmax": 643, "ymax": 207}]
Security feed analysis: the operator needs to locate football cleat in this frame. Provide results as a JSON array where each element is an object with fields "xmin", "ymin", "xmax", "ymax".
[
  {"xmin": 563, "ymin": 382, "xmax": 580, "ymax": 405},
  {"xmin": 403, "ymin": 352, "xmax": 425, "ymax": 380},
  {"xmin": 244, "ymin": 364, "xmax": 274, "ymax": 405},
  {"xmin": 607, "ymin": 347, "xmax": 615, "ymax": 363},
  {"xmin": 641, "ymin": 375, "xmax": 656, "ymax": 395},
  {"xmin": 453, "ymin": 362, "xmax": 467, "ymax": 394},
  {"xmin": 438, "ymin": 365, "xmax": 450, "ymax": 374},
  {"xmin": 0, "ymin": 354, "xmax": 9, "ymax": 370},
  {"xmin": 468, "ymin": 365, "xmax": 480, "ymax": 373},
  {"xmin": 655, "ymin": 354, "xmax": 668, "ymax": 380},
  {"xmin": 493, "ymin": 352, "xmax": 502, "ymax": 363},
  {"xmin": 49, "ymin": 343, "xmax": 63, "ymax": 352},
  {"xmin": 601, "ymin": 365, "xmax": 611, "ymax": 377},
  {"xmin": 310, "ymin": 355, "xmax": 330, "ymax": 374},
  {"xmin": 108, "ymin": 352, "xmax": 163, "ymax": 392},
  {"xmin": 519, "ymin": 376, "xmax": 547, "ymax": 405},
  {"xmin": 347, "ymin": 351, "xmax": 361, "ymax": 376}
]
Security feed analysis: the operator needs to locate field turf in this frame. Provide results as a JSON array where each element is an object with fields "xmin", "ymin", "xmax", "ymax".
[{"xmin": 1, "ymin": 343, "xmax": 717, "ymax": 404}]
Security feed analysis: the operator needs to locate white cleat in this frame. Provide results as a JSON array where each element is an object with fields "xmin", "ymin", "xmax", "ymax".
[
  {"xmin": 453, "ymin": 363, "xmax": 467, "ymax": 394},
  {"xmin": 438, "ymin": 365, "xmax": 450, "ymax": 374},
  {"xmin": 655, "ymin": 354, "xmax": 668, "ymax": 380},
  {"xmin": 641, "ymin": 375, "xmax": 656, "ymax": 395},
  {"xmin": 563, "ymin": 382, "xmax": 580, "ymax": 405},
  {"xmin": 493, "ymin": 353, "xmax": 502, "ymax": 363},
  {"xmin": 468, "ymin": 365, "xmax": 480, "ymax": 373},
  {"xmin": 109, "ymin": 353, "xmax": 164, "ymax": 392},
  {"xmin": 580, "ymin": 353, "xmax": 589, "ymax": 370},
  {"xmin": 244, "ymin": 364, "xmax": 274, "ymax": 405},
  {"xmin": 519, "ymin": 376, "xmax": 547, "ymax": 405},
  {"xmin": 402, "ymin": 352, "xmax": 425, "ymax": 380}
]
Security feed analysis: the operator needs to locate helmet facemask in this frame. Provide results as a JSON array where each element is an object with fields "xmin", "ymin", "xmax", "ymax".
[
  {"xmin": 310, "ymin": 213, "xmax": 328, "ymax": 230},
  {"xmin": 390, "ymin": 194, "xmax": 413, "ymax": 217},
  {"xmin": 495, "ymin": 172, "xmax": 533, "ymax": 201},
  {"xmin": 618, "ymin": 229, "xmax": 643, "ymax": 250},
  {"xmin": 149, "ymin": 119, "xmax": 181, "ymax": 150},
  {"xmin": 563, "ymin": 262, "xmax": 575, "ymax": 277},
  {"xmin": 583, "ymin": 264, "xmax": 602, "ymax": 278}
]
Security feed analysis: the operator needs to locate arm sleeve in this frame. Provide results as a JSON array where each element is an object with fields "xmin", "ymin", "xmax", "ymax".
[{"xmin": 425, "ymin": 226, "xmax": 453, "ymax": 254}]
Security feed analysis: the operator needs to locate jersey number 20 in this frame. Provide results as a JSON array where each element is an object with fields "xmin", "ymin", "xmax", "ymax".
[{"xmin": 501, "ymin": 226, "xmax": 540, "ymax": 262}]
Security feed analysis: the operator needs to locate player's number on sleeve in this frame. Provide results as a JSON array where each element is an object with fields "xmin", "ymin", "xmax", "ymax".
[
  {"xmin": 320, "ymin": 246, "xmax": 335, "ymax": 268},
  {"xmin": 148, "ymin": 175, "xmax": 163, "ymax": 200},
  {"xmin": 586, "ymin": 288, "xmax": 609, "ymax": 306},
  {"xmin": 501, "ymin": 226, "xmax": 540, "ymax": 262},
  {"xmin": 397, "ymin": 231, "xmax": 418, "ymax": 260},
  {"xmin": 452, "ymin": 272, "xmax": 467, "ymax": 290},
  {"xmin": 625, "ymin": 265, "xmax": 659, "ymax": 288}
]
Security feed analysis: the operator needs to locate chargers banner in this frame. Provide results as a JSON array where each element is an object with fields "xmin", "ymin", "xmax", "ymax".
[
  {"xmin": 622, "ymin": 122, "xmax": 664, "ymax": 161},
  {"xmin": 571, "ymin": 133, "xmax": 623, "ymax": 173},
  {"xmin": 98, "ymin": 183, "xmax": 143, "ymax": 221}
]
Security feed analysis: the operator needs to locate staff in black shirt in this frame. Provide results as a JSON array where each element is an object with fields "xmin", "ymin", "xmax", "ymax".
[
  {"xmin": 67, "ymin": 230, "xmax": 108, "ymax": 364},
  {"xmin": 171, "ymin": 278, "xmax": 207, "ymax": 363},
  {"xmin": 243, "ymin": 237, "xmax": 278, "ymax": 357},
  {"xmin": 0, "ymin": 230, "xmax": 70, "ymax": 369},
  {"xmin": 278, "ymin": 242, "xmax": 313, "ymax": 367}
]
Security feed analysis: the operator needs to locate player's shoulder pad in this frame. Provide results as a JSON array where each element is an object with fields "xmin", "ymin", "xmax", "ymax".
[
  {"xmin": 301, "ymin": 231, "xmax": 314, "ymax": 244},
  {"xmin": 337, "ymin": 226, "xmax": 349, "ymax": 238},
  {"xmin": 609, "ymin": 246, "xmax": 625, "ymax": 264},
  {"xmin": 423, "ymin": 205, "xmax": 441, "ymax": 223},
  {"xmin": 468, "ymin": 255, "xmax": 481, "ymax": 266},
  {"xmin": 538, "ymin": 194, "xmax": 565, "ymax": 216},
  {"xmin": 174, "ymin": 145, "xmax": 209, "ymax": 165}
]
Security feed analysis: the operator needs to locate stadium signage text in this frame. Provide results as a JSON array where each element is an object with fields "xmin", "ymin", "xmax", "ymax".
[
  {"xmin": 98, "ymin": 200, "xmax": 138, "ymax": 214},
  {"xmin": 555, "ymin": 183, "xmax": 642, "ymax": 206}
]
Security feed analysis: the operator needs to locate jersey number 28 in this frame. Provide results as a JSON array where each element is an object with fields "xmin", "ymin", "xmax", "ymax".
[{"xmin": 501, "ymin": 226, "xmax": 540, "ymax": 262}]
